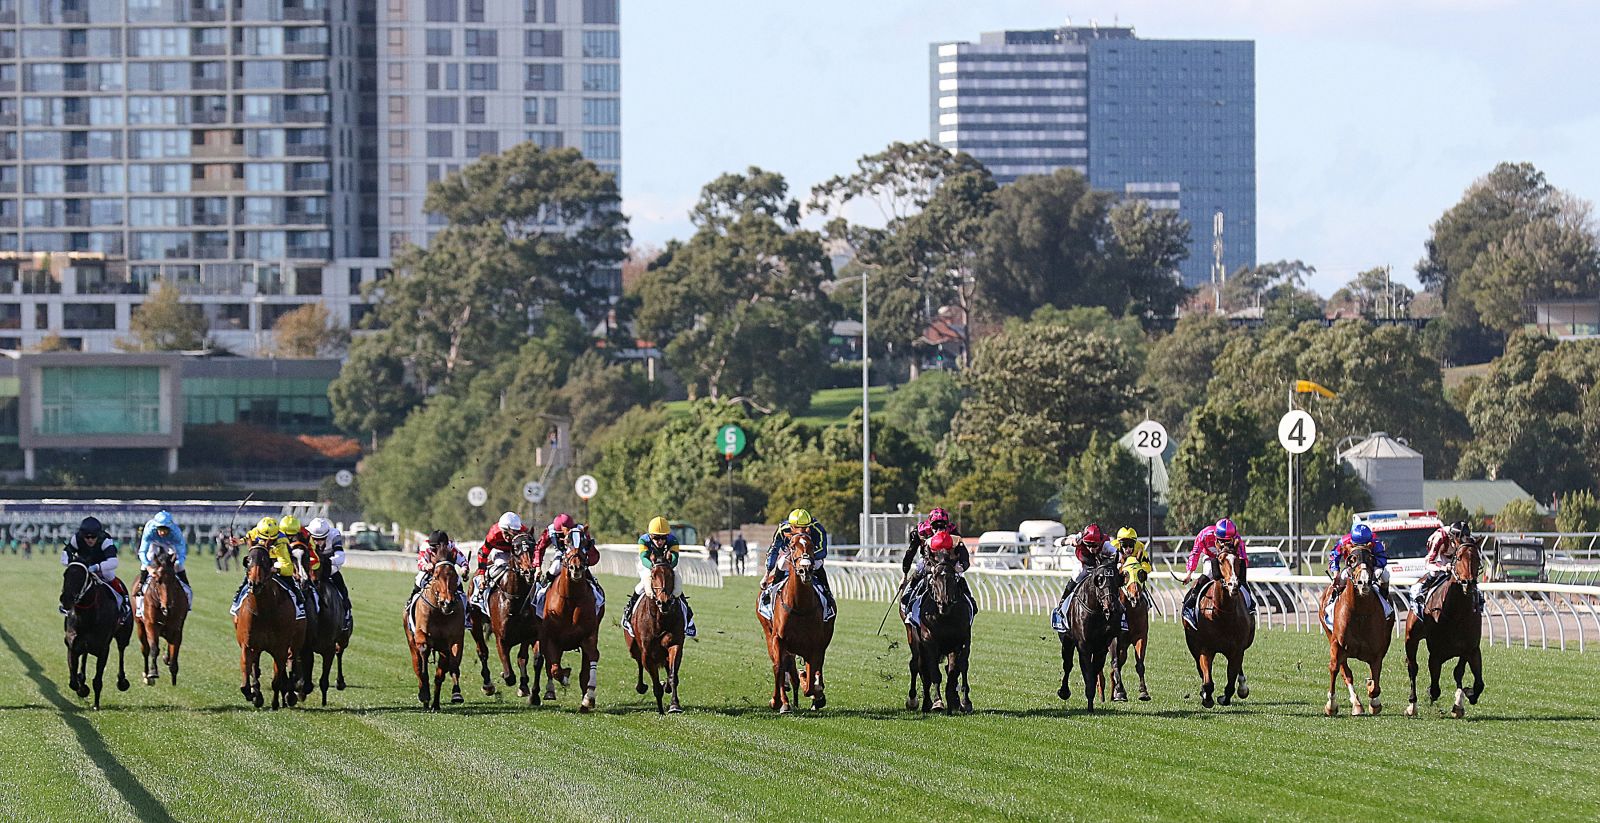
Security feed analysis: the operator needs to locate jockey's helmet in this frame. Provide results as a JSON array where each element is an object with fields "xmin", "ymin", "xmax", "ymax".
[
  {"xmin": 78, "ymin": 517, "xmax": 103, "ymax": 538},
  {"xmin": 788, "ymin": 509, "xmax": 814, "ymax": 528},
  {"xmin": 255, "ymin": 517, "xmax": 279, "ymax": 536},
  {"xmin": 1117, "ymin": 526, "xmax": 1139, "ymax": 544},
  {"xmin": 647, "ymin": 516, "xmax": 671, "ymax": 536},
  {"xmin": 1448, "ymin": 520, "xmax": 1471, "ymax": 539},
  {"xmin": 498, "ymin": 511, "xmax": 523, "ymax": 533},
  {"xmin": 1350, "ymin": 524, "xmax": 1374, "ymax": 545},
  {"xmin": 308, "ymin": 517, "xmax": 333, "ymax": 539},
  {"xmin": 278, "ymin": 515, "xmax": 302, "ymax": 537},
  {"xmin": 552, "ymin": 512, "xmax": 576, "ymax": 531},
  {"xmin": 927, "ymin": 507, "xmax": 950, "ymax": 524},
  {"xmin": 427, "ymin": 530, "xmax": 450, "ymax": 547},
  {"xmin": 1214, "ymin": 519, "xmax": 1238, "ymax": 542},
  {"xmin": 1081, "ymin": 523, "xmax": 1104, "ymax": 546}
]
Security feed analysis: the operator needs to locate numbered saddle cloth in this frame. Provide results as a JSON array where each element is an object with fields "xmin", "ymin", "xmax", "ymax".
[
  {"xmin": 1323, "ymin": 591, "xmax": 1392, "ymax": 632},
  {"xmin": 533, "ymin": 568, "xmax": 606, "ymax": 619},
  {"xmin": 904, "ymin": 579, "xmax": 978, "ymax": 629},
  {"xmin": 1050, "ymin": 590, "xmax": 1129, "ymax": 635},
  {"xmin": 758, "ymin": 577, "xmax": 835, "ymax": 622}
]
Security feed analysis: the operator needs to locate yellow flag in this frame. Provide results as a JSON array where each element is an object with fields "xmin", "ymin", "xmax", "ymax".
[{"xmin": 1294, "ymin": 379, "xmax": 1336, "ymax": 398}]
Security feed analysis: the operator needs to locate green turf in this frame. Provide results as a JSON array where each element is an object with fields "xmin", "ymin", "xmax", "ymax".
[
  {"xmin": 0, "ymin": 556, "xmax": 1595, "ymax": 822},
  {"xmin": 661, "ymin": 385, "xmax": 891, "ymax": 426}
]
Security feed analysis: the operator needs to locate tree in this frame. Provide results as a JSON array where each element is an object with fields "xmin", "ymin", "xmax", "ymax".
[
  {"xmin": 1435, "ymin": 497, "xmax": 1471, "ymax": 530},
  {"xmin": 1555, "ymin": 490, "xmax": 1600, "ymax": 551},
  {"xmin": 329, "ymin": 344, "xmax": 422, "ymax": 440},
  {"xmin": 1165, "ymin": 405, "xmax": 1267, "ymax": 534},
  {"xmin": 1329, "ymin": 267, "xmax": 1414, "ymax": 319},
  {"xmin": 634, "ymin": 168, "xmax": 836, "ymax": 415},
  {"xmin": 1242, "ymin": 444, "xmax": 1371, "ymax": 535},
  {"xmin": 1317, "ymin": 504, "xmax": 1357, "ymax": 537},
  {"xmin": 1028, "ymin": 305, "xmax": 1149, "ymax": 373},
  {"xmin": 977, "ymin": 169, "xmax": 1187, "ymax": 319},
  {"xmin": 940, "ymin": 467, "xmax": 1051, "ymax": 535},
  {"xmin": 1221, "ymin": 260, "xmax": 1325, "ymax": 324},
  {"xmin": 30, "ymin": 333, "xmax": 75, "ymax": 353},
  {"xmin": 880, "ymin": 370, "xmax": 963, "ymax": 452},
  {"xmin": 1495, "ymin": 498, "xmax": 1541, "ymax": 533},
  {"xmin": 119, "ymin": 281, "xmax": 207, "ymax": 351},
  {"xmin": 763, "ymin": 461, "xmax": 911, "ymax": 544},
  {"xmin": 1139, "ymin": 314, "xmax": 1235, "ymax": 440},
  {"xmin": 1467, "ymin": 194, "xmax": 1600, "ymax": 334},
  {"xmin": 272, "ymin": 302, "xmax": 348, "ymax": 357},
  {"xmin": 1058, "ymin": 432, "xmax": 1147, "ymax": 532}
]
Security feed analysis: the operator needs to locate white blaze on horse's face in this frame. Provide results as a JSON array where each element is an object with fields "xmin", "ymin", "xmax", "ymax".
[{"xmin": 795, "ymin": 553, "xmax": 813, "ymax": 582}]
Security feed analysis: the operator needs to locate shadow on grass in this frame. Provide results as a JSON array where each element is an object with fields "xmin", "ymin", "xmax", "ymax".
[{"xmin": 0, "ymin": 622, "xmax": 176, "ymax": 823}]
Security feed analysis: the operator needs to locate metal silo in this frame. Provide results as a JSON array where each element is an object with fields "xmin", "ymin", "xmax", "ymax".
[{"xmin": 1339, "ymin": 433, "xmax": 1424, "ymax": 510}]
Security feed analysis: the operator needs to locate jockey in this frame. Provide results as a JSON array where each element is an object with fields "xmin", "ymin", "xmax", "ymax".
[
  {"xmin": 60, "ymin": 516, "xmax": 130, "ymax": 623},
  {"xmin": 306, "ymin": 517, "xmax": 353, "ymax": 620},
  {"xmin": 1060, "ymin": 523, "xmax": 1115, "ymax": 598},
  {"xmin": 900, "ymin": 530, "xmax": 975, "ymax": 621},
  {"xmin": 763, "ymin": 508, "xmax": 836, "ymax": 617},
  {"xmin": 624, "ymin": 516, "xmax": 696, "ymax": 636},
  {"xmin": 133, "ymin": 510, "xmax": 190, "ymax": 605},
  {"xmin": 231, "ymin": 517, "xmax": 302, "ymax": 617},
  {"xmin": 1181, "ymin": 518, "xmax": 1249, "ymax": 613},
  {"xmin": 279, "ymin": 515, "xmax": 321, "ymax": 613},
  {"xmin": 1329, "ymin": 523, "xmax": 1390, "ymax": 598},
  {"xmin": 531, "ymin": 512, "xmax": 577, "ymax": 576},
  {"xmin": 1412, "ymin": 520, "xmax": 1473, "ymax": 609},
  {"xmin": 411, "ymin": 530, "xmax": 469, "ymax": 621},
  {"xmin": 1115, "ymin": 527, "xmax": 1152, "ymax": 579},
  {"xmin": 471, "ymin": 511, "xmax": 527, "ymax": 612},
  {"xmin": 904, "ymin": 506, "xmax": 961, "ymax": 560}
]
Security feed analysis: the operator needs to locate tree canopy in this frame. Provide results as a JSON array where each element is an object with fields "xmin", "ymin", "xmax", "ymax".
[{"xmin": 119, "ymin": 282, "xmax": 207, "ymax": 352}]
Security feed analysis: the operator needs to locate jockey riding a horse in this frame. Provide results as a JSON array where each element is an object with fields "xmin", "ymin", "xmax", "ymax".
[
  {"xmin": 903, "ymin": 507, "xmax": 963, "ymax": 564},
  {"xmin": 411, "ymin": 530, "xmax": 470, "ymax": 624},
  {"xmin": 900, "ymin": 530, "xmax": 976, "ymax": 623},
  {"xmin": 1060, "ymin": 524, "xmax": 1116, "ymax": 599},
  {"xmin": 763, "ymin": 509, "xmax": 837, "ymax": 618},
  {"xmin": 623, "ymin": 516, "xmax": 697, "ymax": 637},
  {"xmin": 307, "ymin": 517, "xmax": 354, "ymax": 625},
  {"xmin": 1116, "ymin": 527, "xmax": 1152, "ymax": 598},
  {"xmin": 132, "ymin": 510, "xmax": 191, "ymax": 614},
  {"xmin": 1411, "ymin": 520, "xmax": 1483, "ymax": 614},
  {"xmin": 60, "ymin": 516, "xmax": 131, "ymax": 626},
  {"xmin": 470, "ymin": 511, "xmax": 529, "ymax": 614},
  {"xmin": 531, "ymin": 512, "xmax": 577, "ymax": 570},
  {"xmin": 231, "ymin": 517, "xmax": 306, "ymax": 619},
  {"xmin": 1182, "ymin": 518, "xmax": 1253, "ymax": 616},
  {"xmin": 1329, "ymin": 524, "xmax": 1391, "ymax": 600}
]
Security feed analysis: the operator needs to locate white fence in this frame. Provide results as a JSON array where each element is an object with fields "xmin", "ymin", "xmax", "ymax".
[
  {"xmin": 339, "ymin": 545, "xmax": 725, "ymax": 589},
  {"xmin": 825, "ymin": 561, "xmax": 1600, "ymax": 653}
]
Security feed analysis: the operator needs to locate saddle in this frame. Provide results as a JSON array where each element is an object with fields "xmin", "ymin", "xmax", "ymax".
[
  {"xmin": 533, "ymin": 568, "xmax": 606, "ymax": 619},
  {"xmin": 758, "ymin": 575, "xmax": 835, "ymax": 622}
]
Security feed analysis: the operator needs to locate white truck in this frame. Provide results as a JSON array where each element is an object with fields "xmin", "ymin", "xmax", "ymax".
[
  {"xmin": 972, "ymin": 531, "xmax": 1031, "ymax": 570},
  {"xmin": 1020, "ymin": 520, "xmax": 1069, "ymax": 569},
  {"xmin": 1350, "ymin": 509, "xmax": 1444, "ymax": 581}
]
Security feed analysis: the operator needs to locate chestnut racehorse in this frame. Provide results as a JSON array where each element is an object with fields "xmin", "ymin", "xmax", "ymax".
[
  {"xmin": 625, "ymin": 558, "xmax": 686, "ymax": 714},
  {"xmin": 300, "ymin": 547, "xmax": 352, "ymax": 706},
  {"xmin": 1108, "ymin": 554, "xmax": 1151, "ymax": 702},
  {"xmin": 533, "ymin": 535, "xmax": 604, "ymax": 712},
  {"xmin": 1404, "ymin": 536, "xmax": 1485, "ymax": 718},
  {"xmin": 234, "ymin": 545, "xmax": 305, "ymax": 710},
  {"xmin": 136, "ymin": 545, "xmax": 188, "ymax": 686},
  {"xmin": 1319, "ymin": 545, "xmax": 1393, "ymax": 716},
  {"xmin": 59, "ymin": 562, "xmax": 132, "ymax": 709},
  {"xmin": 472, "ymin": 532, "xmax": 542, "ymax": 702},
  {"xmin": 405, "ymin": 549, "xmax": 465, "ymax": 710},
  {"xmin": 1183, "ymin": 545, "xmax": 1254, "ymax": 708},
  {"xmin": 757, "ymin": 531, "xmax": 835, "ymax": 714}
]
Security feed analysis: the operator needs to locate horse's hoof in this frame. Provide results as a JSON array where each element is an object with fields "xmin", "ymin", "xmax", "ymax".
[
  {"xmin": 75, "ymin": 684, "xmax": 90, "ymax": 698},
  {"xmin": 931, "ymin": 700, "xmax": 944, "ymax": 713},
  {"xmin": 481, "ymin": 685, "xmax": 495, "ymax": 696},
  {"xmin": 636, "ymin": 683, "xmax": 648, "ymax": 695},
  {"xmin": 1237, "ymin": 683, "xmax": 1250, "ymax": 699},
  {"xmin": 451, "ymin": 693, "xmax": 464, "ymax": 705},
  {"xmin": 418, "ymin": 692, "xmax": 430, "ymax": 707},
  {"xmin": 1139, "ymin": 692, "xmax": 1151, "ymax": 702},
  {"xmin": 960, "ymin": 701, "xmax": 973, "ymax": 715},
  {"xmin": 578, "ymin": 703, "xmax": 593, "ymax": 714},
  {"xmin": 1468, "ymin": 687, "xmax": 1483, "ymax": 705},
  {"xmin": 1325, "ymin": 702, "xmax": 1336, "ymax": 716},
  {"xmin": 336, "ymin": 679, "xmax": 347, "ymax": 691},
  {"xmin": 1218, "ymin": 694, "xmax": 1231, "ymax": 707},
  {"xmin": 1405, "ymin": 703, "xmax": 1417, "ymax": 717},
  {"xmin": 144, "ymin": 676, "xmax": 156, "ymax": 686},
  {"xmin": 812, "ymin": 694, "xmax": 826, "ymax": 710},
  {"xmin": 668, "ymin": 704, "xmax": 683, "ymax": 714},
  {"xmin": 1201, "ymin": 695, "xmax": 1214, "ymax": 709},
  {"xmin": 1057, "ymin": 685, "xmax": 1071, "ymax": 701},
  {"xmin": 1451, "ymin": 704, "xmax": 1464, "ymax": 719},
  {"xmin": 1351, "ymin": 704, "xmax": 1364, "ymax": 717},
  {"xmin": 502, "ymin": 674, "xmax": 515, "ymax": 686},
  {"xmin": 544, "ymin": 690, "xmax": 557, "ymax": 702},
  {"xmin": 517, "ymin": 686, "xmax": 530, "ymax": 698},
  {"xmin": 1429, "ymin": 687, "xmax": 1441, "ymax": 703},
  {"xmin": 1370, "ymin": 700, "xmax": 1383, "ymax": 715},
  {"xmin": 906, "ymin": 697, "xmax": 918, "ymax": 711},
  {"xmin": 529, "ymin": 692, "xmax": 541, "ymax": 706},
  {"xmin": 778, "ymin": 704, "xmax": 791, "ymax": 715},
  {"xmin": 117, "ymin": 679, "xmax": 129, "ymax": 692}
]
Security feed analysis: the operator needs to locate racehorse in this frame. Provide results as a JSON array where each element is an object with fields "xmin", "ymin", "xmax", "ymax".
[
  {"xmin": 1108, "ymin": 555, "xmax": 1151, "ymax": 702},
  {"xmin": 405, "ymin": 547, "xmax": 466, "ymax": 710},
  {"xmin": 1183, "ymin": 545, "xmax": 1255, "ymax": 708},
  {"xmin": 59, "ymin": 562, "xmax": 131, "ymax": 709},
  {"xmin": 1404, "ymin": 535, "xmax": 1485, "ymax": 718},
  {"xmin": 533, "ymin": 534, "xmax": 604, "ymax": 712},
  {"xmin": 299, "ymin": 546, "xmax": 352, "ymax": 706},
  {"xmin": 136, "ymin": 545, "xmax": 188, "ymax": 686},
  {"xmin": 234, "ymin": 545, "xmax": 305, "ymax": 710},
  {"xmin": 1057, "ymin": 557, "xmax": 1121, "ymax": 713},
  {"xmin": 472, "ymin": 532, "xmax": 542, "ymax": 702},
  {"xmin": 905, "ymin": 550, "xmax": 972, "ymax": 714},
  {"xmin": 757, "ymin": 531, "xmax": 835, "ymax": 714},
  {"xmin": 625, "ymin": 557, "xmax": 686, "ymax": 714},
  {"xmin": 1319, "ymin": 545, "xmax": 1394, "ymax": 716}
]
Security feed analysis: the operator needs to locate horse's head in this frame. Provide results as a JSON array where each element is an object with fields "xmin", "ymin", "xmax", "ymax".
[
  {"xmin": 60, "ymin": 562, "xmax": 89, "ymax": 612},
  {"xmin": 788, "ymin": 531, "xmax": 816, "ymax": 584},
  {"xmin": 1452, "ymin": 536, "xmax": 1481, "ymax": 586},
  {"xmin": 1346, "ymin": 545, "xmax": 1376, "ymax": 597},
  {"xmin": 1120, "ymin": 560, "xmax": 1144, "ymax": 602},
  {"xmin": 925, "ymin": 551, "xmax": 959, "ymax": 614},
  {"xmin": 650, "ymin": 559, "xmax": 676, "ymax": 606},
  {"xmin": 150, "ymin": 545, "xmax": 177, "ymax": 582},
  {"xmin": 564, "ymin": 527, "xmax": 593, "ymax": 580},
  {"xmin": 1089, "ymin": 559, "xmax": 1119, "ymax": 613},
  {"xmin": 1217, "ymin": 542, "xmax": 1243, "ymax": 596},
  {"xmin": 510, "ymin": 532, "xmax": 538, "ymax": 580},
  {"xmin": 430, "ymin": 561, "xmax": 459, "ymax": 614},
  {"xmin": 244, "ymin": 546, "xmax": 273, "ymax": 587}
]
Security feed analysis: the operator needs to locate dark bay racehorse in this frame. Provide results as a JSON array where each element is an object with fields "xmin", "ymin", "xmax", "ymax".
[
  {"xmin": 300, "ymin": 549, "xmax": 352, "ymax": 706},
  {"xmin": 1183, "ymin": 546, "xmax": 1255, "ymax": 708},
  {"xmin": 405, "ymin": 549, "xmax": 465, "ymax": 710},
  {"xmin": 533, "ymin": 536, "xmax": 604, "ymax": 712},
  {"xmin": 757, "ymin": 532, "xmax": 834, "ymax": 714},
  {"xmin": 906, "ymin": 551, "xmax": 972, "ymax": 715},
  {"xmin": 235, "ymin": 546, "xmax": 305, "ymax": 710},
  {"xmin": 1319, "ymin": 545, "xmax": 1393, "ymax": 716},
  {"xmin": 1405, "ymin": 536, "xmax": 1485, "ymax": 718},
  {"xmin": 136, "ymin": 546, "xmax": 188, "ymax": 686},
  {"xmin": 626, "ymin": 558, "xmax": 686, "ymax": 714},
  {"xmin": 1109, "ymin": 555, "xmax": 1151, "ymax": 702},
  {"xmin": 1058, "ymin": 558, "xmax": 1121, "ymax": 713},
  {"xmin": 473, "ymin": 532, "xmax": 542, "ymax": 702},
  {"xmin": 60, "ymin": 562, "xmax": 131, "ymax": 709}
]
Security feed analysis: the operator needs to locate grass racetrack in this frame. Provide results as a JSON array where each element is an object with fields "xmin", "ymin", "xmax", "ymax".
[{"xmin": 1, "ymin": 557, "xmax": 1597, "ymax": 822}]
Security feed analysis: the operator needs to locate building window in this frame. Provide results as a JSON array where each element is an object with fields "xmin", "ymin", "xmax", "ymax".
[
  {"xmin": 525, "ymin": 64, "xmax": 562, "ymax": 91},
  {"xmin": 525, "ymin": 131, "xmax": 562, "ymax": 149},
  {"xmin": 465, "ymin": 63, "xmax": 497, "ymax": 91},
  {"xmin": 387, "ymin": 96, "xmax": 405, "ymax": 118},
  {"xmin": 424, "ymin": 63, "xmax": 439, "ymax": 90},
  {"xmin": 388, "ymin": 131, "xmax": 407, "ymax": 153},
  {"xmin": 425, "ymin": 0, "xmax": 458, "ymax": 23},
  {"xmin": 427, "ymin": 131, "xmax": 452, "ymax": 157},
  {"xmin": 388, "ymin": 165, "xmax": 406, "ymax": 187},
  {"xmin": 465, "ymin": 131, "xmax": 498, "ymax": 157},
  {"xmin": 425, "ymin": 29, "xmax": 451, "ymax": 56},
  {"xmin": 582, "ymin": 63, "xmax": 619, "ymax": 92},
  {"xmin": 465, "ymin": 0, "xmax": 486, "ymax": 22},
  {"xmin": 426, "ymin": 97, "xmax": 458, "ymax": 124},
  {"xmin": 464, "ymin": 30, "xmax": 496, "ymax": 57},
  {"xmin": 545, "ymin": 97, "xmax": 558, "ymax": 124},
  {"xmin": 583, "ymin": 130, "xmax": 619, "ymax": 159},
  {"xmin": 388, "ymin": 197, "xmax": 405, "ymax": 218},
  {"xmin": 522, "ymin": 97, "xmax": 538, "ymax": 124},
  {"xmin": 582, "ymin": 0, "xmax": 619, "ymax": 24},
  {"xmin": 582, "ymin": 30, "xmax": 619, "ymax": 58},
  {"xmin": 387, "ymin": 63, "xmax": 405, "ymax": 84},
  {"xmin": 386, "ymin": 28, "xmax": 404, "ymax": 52},
  {"xmin": 582, "ymin": 98, "xmax": 619, "ymax": 125},
  {"xmin": 525, "ymin": 30, "xmax": 562, "ymax": 57},
  {"xmin": 466, "ymin": 96, "xmax": 486, "ymax": 124}
]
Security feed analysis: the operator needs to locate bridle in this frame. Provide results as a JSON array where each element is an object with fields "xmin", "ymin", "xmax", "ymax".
[
  {"xmin": 1216, "ymin": 543, "xmax": 1242, "ymax": 595},
  {"xmin": 924, "ymin": 554, "xmax": 958, "ymax": 616},
  {"xmin": 1345, "ymin": 545, "xmax": 1376, "ymax": 597},
  {"xmin": 61, "ymin": 561, "xmax": 100, "ymax": 610},
  {"xmin": 1450, "ymin": 536, "xmax": 1480, "ymax": 587},
  {"xmin": 420, "ymin": 561, "xmax": 458, "ymax": 615}
]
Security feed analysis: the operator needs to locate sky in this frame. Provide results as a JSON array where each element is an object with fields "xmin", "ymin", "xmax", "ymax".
[{"xmin": 619, "ymin": 0, "xmax": 1600, "ymax": 296}]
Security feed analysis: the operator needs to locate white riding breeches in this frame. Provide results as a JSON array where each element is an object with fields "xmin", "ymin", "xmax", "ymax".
[{"xmin": 636, "ymin": 568, "xmax": 683, "ymax": 598}]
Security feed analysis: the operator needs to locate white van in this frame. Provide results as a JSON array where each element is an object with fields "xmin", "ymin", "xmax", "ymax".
[
  {"xmin": 973, "ymin": 531, "xmax": 1030, "ymax": 570},
  {"xmin": 1020, "ymin": 520, "xmax": 1069, "ymax": 569}
]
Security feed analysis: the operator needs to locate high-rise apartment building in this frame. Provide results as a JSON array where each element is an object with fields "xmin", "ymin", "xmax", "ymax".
[
  {"xmin": 0, "ymin": 0, "xmax": 620, "ymax": 353},
  {"xmin": 931, "ymin": 25, "xmax": 1253, "ymax": 288}
]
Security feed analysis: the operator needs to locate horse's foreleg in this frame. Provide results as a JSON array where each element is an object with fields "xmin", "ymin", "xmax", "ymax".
[
  {"xmin": 1058, "ymin": 637, "xmax": 1075, "ymax": 702},
  {"xmin": 905, "ymin": 626, "xmax": 921, "ymax": 712},
  {"xmin": 1367, "ymin": 657, "xmax": 1384, "ymax": 715},
  {"xmin": 335, "ymin": 647, "xmax": 346, "ymax": 691},
  {"xmin": 942, "ymin": 651, "xmax": 959, "ymax": 715},
  {"xmin": 318, "ymin": 651, "xmax": 332, "ymax": 706},
  {"xmin": 1079, "ymin": 645, "xmax": 1097, "ymax": 714},
  {"xmin": 166, "ymin": 638, "xmax": 181, "ymax": 686},
  {"xmin": 542, "ymin": 645, "xmax": 562, "ymax": 701},
  {"xmin": 240, "ymin": 646, "xmax": 254, "ymax": 702},
  {"xmin": 517, "ymin": 641, "xmax": 532, "ymax": 700},
  {"xmin": 771, "ymin": 648, "xmax": 788, "ymax": 714},
  {"xmin": 1451, "ymin": 657, "xmax": 1469, "ymax": 718},
  {"xmin": 1339, "ymin": 656, "xmax": 1361, "ymax": 716},
  {"xmin": 1326, "ymin": 649, "xmax": 1341, "ymax": 716},
  {"xmin": 474, "ymin": 624, "xmax": 497, "ymax": 694},
  {"xmin": 90, "ymin": 648, "xmax": 108, "ymax": 710},
  {"xmin": 529, "ymin": 644, "xmax": 545, "ymax": 705},
  {"xmin": 1197, "ymin": 652, "xmax": 1215, "ymax": 708},
  {"xmin": 578, "ymin": 637, "xmax": 600, "ymax": 713},
  {"xmin": 449, "ymin": 640, "xmax": 464, "ymax": 705},
  {"xmin": 666, "ymin": 643, "xmax": 683, "ymax": 714},
  {"xmin": 1110, "ymin": 638, "xmax": 1128, "ymax": 702},
  {"xmin": 410, "ymin": 642, "xmax": 429, "ymax": 707},
  {"xmin": 431, "ymin": 650, "xmax": 445, "ymax": 711},
  {"xmin": 1467, "ymin": 646, "xmax": 1486, "ymax": 706},
  {"xmin": 957, "ymin": 644, "xmax": 973, "ymax": 714},
  {"xmin": 1134, "ymin": 636, "xmax": 1149, "ymax": 701},
  {"xmin": 1404, "ymin": 630, "xmax": 1422, "ymax": 717},
  {"xmin": 494, "ymin": 632, "xmax": 516, "ymax": 692},
  {"xmin": 1427, "ymin": 648, "xmax": 1445, "ymax": 704},
  {"xmin": 808, "ymin": 650, "xmax": 827, "ymax": 711}
]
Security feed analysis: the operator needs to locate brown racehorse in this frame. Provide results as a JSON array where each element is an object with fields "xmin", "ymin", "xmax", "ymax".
[
  {"xmin": 405, "ymin": 549, "xmax": 466, "ymax": 710},
  {"xmin": 1318, "ymin": 545, "xmax": 1394, "ymax": 716},
  {"xmin": 136, "ymin": 546, "xmax": 188, "ymax": 686},
  {"xmin": 59, "ymin": 562, "xmax": 132, "ymax": 709},
  {"xmin": 1108, "ymin": 555, "xmax": 1151, "ymax": 702},
  {"xmin": 625, "ymin": 558, "xmax": 686, "ymax": 714},
  {"xmin": 1404, "ymin": 536, "xmax": 1485, "ymax": 718},
  {"xmin": 234, "ymin": 546, "xmax": 306, "ymax": 710},
  {"xmin": 533, "ymin": 534, "xmax": 604, "ymax": 712},
  {"xmin": 472, "ymin": 532, "xmax": 542, "ymax": 702},
  {"xmin": 299, "ymin": 550, "xmax": 352, "ymax": 706},
  {"xmin": 1183, "ymin": 545, "xmax": 1255, "ymax": 708},
  {"xmin": 757, "ymin": 531, "xmax": 835, "ymax": 714}
]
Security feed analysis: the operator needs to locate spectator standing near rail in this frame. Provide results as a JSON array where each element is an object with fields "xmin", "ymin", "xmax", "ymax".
[{"xmin": 731, "ymin": 533, "xmax": 749, "ymax": 575}]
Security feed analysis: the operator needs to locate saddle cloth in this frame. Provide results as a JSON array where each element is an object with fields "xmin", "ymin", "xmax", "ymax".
[{"xmin": 758, "ymin": 578, "xmax": 835, "ymax": 622}]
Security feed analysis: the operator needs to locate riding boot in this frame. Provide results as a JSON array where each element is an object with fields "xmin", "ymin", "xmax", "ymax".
[
  {"xmin": 132, "ymin": 569, "xmax": 149, "ymax": 600},
  {"xmin": 622, "ymin": 592, "xmax": 640, "ymax": 632},
  {"xmin": 815, "ymin": 568, "xmax": 837, "ymax": 619}
]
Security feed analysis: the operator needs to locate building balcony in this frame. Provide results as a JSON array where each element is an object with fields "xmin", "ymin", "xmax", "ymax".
[
  {"xmin": 285, "ymin": 144, "xmax": 328, "ymax": 158},
  {"xmin": 65, "ymin": 179, "xmax": 92, "ymax": 193},
  {"xmin": 194, "ymin": 245, "xmax": 232, "ymax": 259},
  {"xmin": 193, "ymin": 142, "xmax": 243, "ymax": 159},
  {"xmin": 193, "ymin": 43, "xmax": 228, "ymax": 57},
  {"xmin": 282, "ymin": 7, "xmax": 328, "ymax": 22},
  {"xmin": 192, "ymin": 177, "xmax": 243, "ymax": 193},
  {"xmin": 63, "ymin": 78, "xmax": 89, "ymax": 92},
  {"xmin": 287, "ymin": 76, "xmax": 327, "ymax": 90},
  {"xmin": 63, "ymin": 112, "xmax": 90, "ymax": 126},
  {"xmin": 188, "ymin": 6, "xmax": 228, "ymax": 22},
  {"xmin": 285, "ymin": 41, "xmax": 329, "ymax": 57},
  {"xmin": 193, "ymin": 212, "xmax": 231, "ymax": 226},
  {"xmin": 284, "ymin": 110, "xmax": 328, "ymax": 124},
  {"xmin": 191, "ymin": 77, "xmax": 228, "ymax": 91}
]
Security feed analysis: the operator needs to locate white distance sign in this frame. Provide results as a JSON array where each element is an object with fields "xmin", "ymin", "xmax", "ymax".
[
  {"xmin": 522, "ymin": 481, "xmax": 546, "ymax": 504},
  {"xmin": 1278, "ymin": 410, "xmax": 1317, "ymax": 455},
  {"xmin": 1131, "ymin": 420, "xmax": 1168, "ymax": 459},
  {"xmin": 574, "ymin": 474, "xmax": 598, "ymax": 500},
  {"xmin": 334, "ymin": 469, "xmax": 354, "ymax": 488},
  {"xmin": 466, "ymin": 485, "xmax": 488, "ymax": 507}
]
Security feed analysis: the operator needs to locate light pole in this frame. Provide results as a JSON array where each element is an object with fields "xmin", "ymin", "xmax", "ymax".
[{"xmin": 837, "ymin": 272, "xmax": 872, "ymax": 545}]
